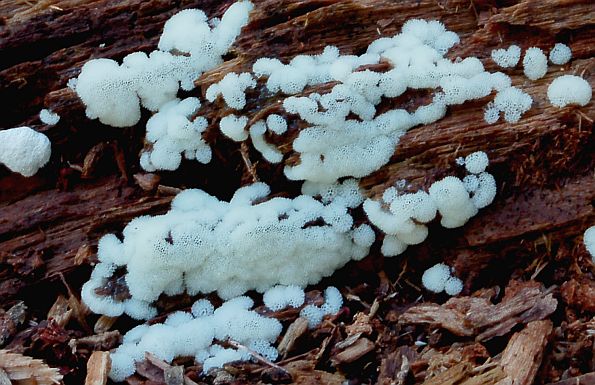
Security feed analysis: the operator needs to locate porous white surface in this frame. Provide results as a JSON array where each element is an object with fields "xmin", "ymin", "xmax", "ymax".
[
  {"xmin": 549, "ymin": 43, "xmax": 572, "ymax": 65},
  {"xmin": 109, "ymin": 296, "xmax": 281, "ymax": 381},
  {"xmin": 523, "ymin": 47, "xmax": 548, "ymax": 80},
  {"xmin": 547, "ymin": 75, "xmax": 592, "ymax": 107},
  {"xmin": 0, "ymin": 127, "xmax": 51, "ymax": 177},
  {"xmin": 39, "ymin": 109, "xmax": 60, "ymax": 125},
  {"xmin": 82, "ymin": 183, "xmax": 372, "ymax": 318},
  {"xmin": 491, "ymin": 45, "xmax": 521, "ymax": 68}
]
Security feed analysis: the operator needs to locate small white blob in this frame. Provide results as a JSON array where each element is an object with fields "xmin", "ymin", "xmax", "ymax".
[
  {"xmin": 444, "ymin": 276, "xmax": 463, "ymax": 296},
  {"xmin": 0, "ymin": 127, "xmax": 51, "ymax": 177},
  {"xmin": 39, "ymin": 109, "xmax": 60, "ymax": 125},
  {"xmin": 549, "ymin": 43, "xmax": 572, "ymax": 65},
  {"xmin": 491, "ymin": 45, "xmax": 521, "ymax": 68},
  {"xmin": 464, "ymin": 151, "xmax": 489, "ymax": 174},
  {"xmin": 584, "ymin": 226, "xmax": 595, "ymax": 262},
  {"xmin": 523, "ymin": 47, "xmax": 548, "ymax": 80},
  {"xmin": 547, "ymin": 75, "xmax": 592, "ymax": 107},
  {"xmin": 421, "ymin": 263, "xmax": 451, "ymax": 293}
]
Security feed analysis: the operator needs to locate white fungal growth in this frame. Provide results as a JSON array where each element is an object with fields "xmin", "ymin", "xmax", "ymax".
[
  {"xmin": 0, "ymin": 127, "xmax": 51, "ymax": 177},
  {"xmin": 549, "ymin": 43, "xmax": 572, "ymax": 65},
  {"xmin": 491, "ymin": 45, "xmax": 521, "ymax": 68},
  {"xmin": 108, "ymin": 296, "xmax": 282, "ymax": 381},
  {"xmin": 39, "ymin": 109, "xmax": 60, "ymax": 125},
  {"xmin": 81, "ymin": 183, "xmax": 373, "ymax": 319},
  {"xmin": 272, "ymin": 20, "xmax": 519, "ymax": 184},
  {"xmin": 422, "ymin": 263, "xmax": 463, "ymax": 295},
  {"xmin": 220, "ymin": 114, "xmax": 249, "ymax": 141},
  {"xmin": 206, "ymin": 72, "xmax": 256, "ymax": 110},
  {"xmin": 547, "ymin": 75, "xmax": 592, "ymax": 107},
  {"xmin": 364, "ymin": 152, "xmax": 496, "ymax": 256},
  {"xmin": 263, "ymin": 285, "xmax": 305, "ymax": 311},
  {"xmin": 464, "ymin": 151, "xmax": 489, "ymax": 174},
  {"xmin": 421, "ymin": 263, "xmax": 451, "ymax": 293},
  {"xmin": 299, "ymin": 286, "xmax": 343, "ymax": 328},
  {"xmin": 140, "ymin": 98, "xmax": 211, "ymax": 171},
  {"xmin": 584, "ymin": 226, "xmax": 595, "ymax": 262},
  {"xmin": 493, "ymin": 87, "xmax": 533, "ymax": 123},
  {"xmin": 523, "ymin": 47, "xmax": 548, "ymax": 80},
  {"xmin": 74, "ymin": 1, "xmax": 254, "ymax": 127}
]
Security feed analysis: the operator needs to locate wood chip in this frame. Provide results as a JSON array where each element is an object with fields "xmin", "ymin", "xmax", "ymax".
[
  {"xmin": 377, "ymin": 346, "xmax": 417, "ymax": 385},
  {"xmin": 47, "ymin": 295, "xmax": 72, "ymax": 328},
  {"xmin": 331, "ymin": 337, "xmax": 375, "ymax": 365},
  {"xmin": 69, "ymin": 331, "xmax": 121, "ymax": 354},
  {"xmin": 133, "ymin": 173, "xmax": 161, "ymax": 191},
  {"xmin": 495, "ymin": 320, "xmax": 553, "ymax": 385},
  {"xmin": 0, "ymin": 349, "xmax": 63, "ymax": 385},
  {"xmin": 345, "ymin": 312, "xmax": 373, "ymax": 336},
  {"xmin": 73, "ymin": 244, "xmax": 93, "ymax": 266},
  {"xmin": 85, "ymin": 351, "xmax": 111, "ymax": 385},
  {"xmin": 277, "ymin": 317, "xmax": 308, "ymax": 357},
  {"xmin": 164, "ymin": 365, "xmax": 184, "ymax": 385},
  {"xmin": 93, "ymin": 316, "xmax": 118, "ymax": 334},
  {"xmin": 422, "ymin": 362, "xmax": 472, "ymax": 385}
]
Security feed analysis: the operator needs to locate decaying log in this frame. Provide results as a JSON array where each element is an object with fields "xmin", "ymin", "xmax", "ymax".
[{"xmin": 399, "ymin": 280, "xmax": 557, "ymax": 341}]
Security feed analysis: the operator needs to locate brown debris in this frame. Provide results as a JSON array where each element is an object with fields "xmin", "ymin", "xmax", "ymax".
[
  {"xmin": 399, "ymin": 281, "xmax": 557, "ymax": 341},
  {"xmin": 283, "ymin": 360, "xmax": 345, "ymax": 385},
  {"xmin": 331, "ymin": 337, "xmax": 374, "ymax": 365},
  {"xmin": 277, "ymin": 317, "xmax": 309, "ymax": 357},
  {"xmin": 560, "ymin": 278, "xmax": 595, "ymax": 313},
  {"xmin": 0, "ymin": 302, "xmax": 27, "ymax": 347},
  {"xmin": 85, "ymin": 351, "xmax": 111, "ymax": 385},
  {"xmin": 495, "ymin": 320, "xmax": 553, "ymax": 385},
  {"xmin": 545, "ymin": 372, "xmax": 595, "ymax": 385},
  {"xmin": 345, "ymin": 312, "xmax": 373, "ymax": 336},
  {"xmin": 47, "ymin": 295, "xmax": 73, "ymax": 328},
  {"xmin": 93, "ymin": 316, "xmax": 118, "ymax": 334},
  {"xmin": 69, "ymin": 330, "xmax": 121, "ymax": 354},
  {"xmin": 0, "ymin": 349, "xmax": 63, "ymax": 385},
  {"xmin": 145, "ymin": 353, "xmax": 200, "ymax": 385},
  {"xmin": 377, "ymin": 346, "xmax": 417, "ymax": 385}
]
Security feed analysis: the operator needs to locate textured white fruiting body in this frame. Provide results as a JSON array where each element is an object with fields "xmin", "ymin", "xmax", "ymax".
[
  {"xmin": 39, "ymin": 109, "xmax": 60, "ymax": 125},
  {"xmin": 82, "ymin": 182, "xmax": 371, "ymax": 319},
  {"xmin": 584, "ymin": 226, "xmax": 595, "ymax": 262},
  {"xmin": 365, "ymin": 152, "xmax": 496, "ymax": 256},
  {"xmin": 0, "ymin": 127, "xmax": 51, "ymax": 177},
  {"xmin": 523, "ymin": 47, "xmax": 548, "ymax": 80},
  {"xmin": 547, "ymin": 75, "xmax": 592, "ymax": 107},
  {"xmin": 491, "ymin": 45, "xmax": 521, "ymax": 68},
  {"xmin": 549, "ymin": 43, "xmax": 572, "ymax": 65},
  {"xmin": 74, "ymin": 2, "xmax": 254, "ymax": 127},
  {"xmin": 109, "ymin": 296, "xmax": 282, "ymax": 381}
]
